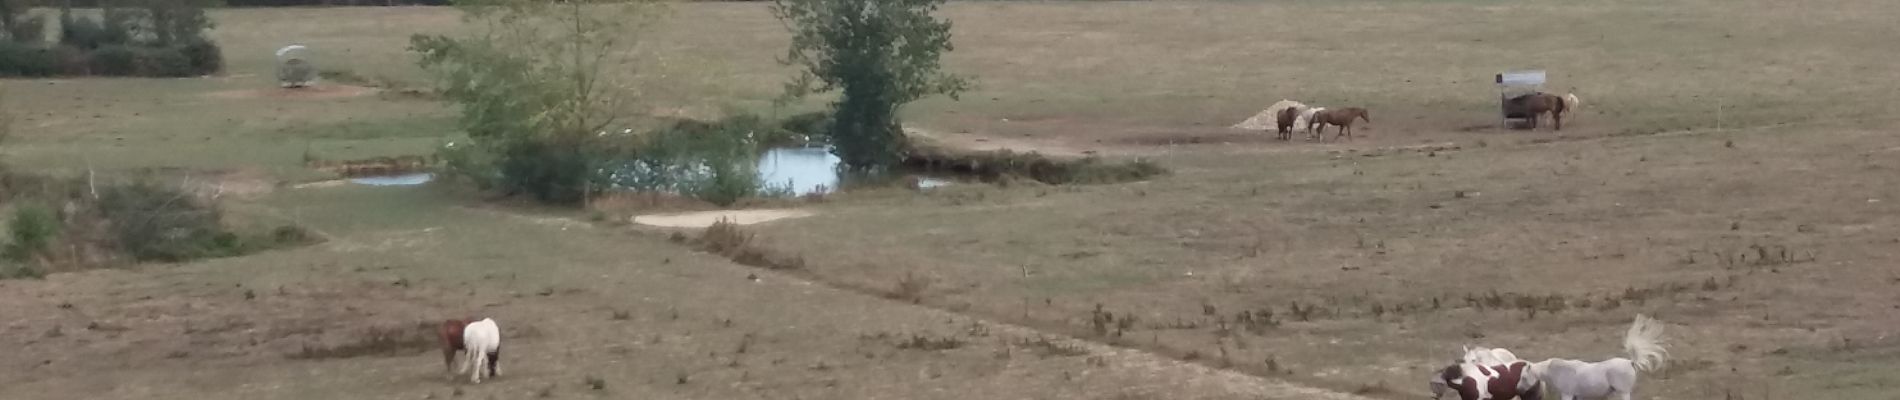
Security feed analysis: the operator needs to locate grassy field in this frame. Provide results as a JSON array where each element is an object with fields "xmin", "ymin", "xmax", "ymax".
[{"xmin": 4, "ymin": 0, "xmax": 1900, "ymax": 399}]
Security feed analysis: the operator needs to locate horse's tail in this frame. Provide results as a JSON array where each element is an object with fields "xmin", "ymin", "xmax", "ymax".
[{"xmin": 1623, "ymin": 314, "xmax": 1669, "ymax": 372}]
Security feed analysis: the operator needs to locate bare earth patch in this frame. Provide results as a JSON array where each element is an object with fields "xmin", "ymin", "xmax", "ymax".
[
  {"xmin": 207, "ymin": 84, "xmax": 378, "ymax": 100},
  {"xmin": 631, "ymin": 209, "xmax": 815, "ymax": 228}
]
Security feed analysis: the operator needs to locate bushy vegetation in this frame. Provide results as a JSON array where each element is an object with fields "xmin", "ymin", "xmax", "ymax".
[
  {"xmin": 604, "ymin": 115, "xmax": 779, "ymax": 207},
  {"xmin": 5, "ymin": 203, "xmax": 60, "ymax": 263},
  {"xmin": 417, "ymin": 0, "xmax": 799, "ymax": 207},
  {"xmin": 772, "ymin": 0, "xmax": 970, "ymax": 171},
  {"xmin": 411, "ymin": 0, "xmax": 654, "ymax": 205},
  {"xmin": 0, "ymin": 168, "xmax": 318, "ymax": 278},
  {"xmin": 94, "ymin": 179, "xmax": 243, "ymax": 262},
  {"xmin": 903, "ymin": 143, "xmax": 1168, "ymax": 185},
  {"xmin": 0, "ymin": 0, "xmax": 223, "ymax": 78},
  {"xmin": 225, "ymin": 0, "xmax": 449, "ymax": 6}
]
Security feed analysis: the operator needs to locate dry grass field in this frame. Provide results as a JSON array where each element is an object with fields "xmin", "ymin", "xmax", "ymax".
[{"xmin": 3, "ymin": 1, "xmax": 1900, "ymax": 399}]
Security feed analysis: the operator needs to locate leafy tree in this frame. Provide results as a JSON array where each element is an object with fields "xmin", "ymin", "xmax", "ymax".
[
  {"xmin": 772, "ymin": 0, "xmax": 970, "ymax": 171},
  {"xmin": 410, "ymin": 0, "xmax": 654, "ymax": 204}
]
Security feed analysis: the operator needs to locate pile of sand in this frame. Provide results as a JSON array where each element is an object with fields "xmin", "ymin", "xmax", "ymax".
[
  {"xmin": 631, "ymin": 209, "xmax": 815, "ymax": 228},
  {"xmin": 1230, "ymin": 100, "xmax": 1313, "ymax": 131}
]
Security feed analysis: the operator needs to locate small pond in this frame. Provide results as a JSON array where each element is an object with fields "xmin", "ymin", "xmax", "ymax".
[{"xmin": 757, "ymin": 147, "xmax": 952, "ymax": 195}]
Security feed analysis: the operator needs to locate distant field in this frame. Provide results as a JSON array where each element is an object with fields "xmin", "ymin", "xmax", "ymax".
[{"xmin": 3, "ymin": 1, "xmax": 1900, "ymax": 399}]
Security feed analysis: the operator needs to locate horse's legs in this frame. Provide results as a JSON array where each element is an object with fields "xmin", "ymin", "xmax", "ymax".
[
  {"xmin": 488, "ymin": 349, "xmax": 501, "ymax": 377},
  {"xmin": 443, "ymin": 347, "xmax": 457, "ymax": 374},
  {"xmin": 1553, "ymin": 111, "xmax": 1564, "ymax": 131},
  {"xmin": 468, "ymin": 347, "xmax": 486, "ymax": 383}
]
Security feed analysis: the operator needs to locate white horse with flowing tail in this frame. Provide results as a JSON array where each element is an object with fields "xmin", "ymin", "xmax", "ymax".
[
  {"xmin": 461, "ymin": 318, "xmax": 502, "ymax": 383},
  {"xmin": 1528, "ymin": 314, "xmax": 1668, "ymax": 400}
]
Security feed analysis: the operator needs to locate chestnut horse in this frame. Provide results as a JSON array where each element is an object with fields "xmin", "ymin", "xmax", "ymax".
[
  {"xmin": 1274, "ymin": 106, "xmax": 1303, "ymax": 141},
  {"xmin": 1307, "ymin": 107, "xmax": 1370, "ymax": 141},
  {"xmin": 1504, "ymin": 92, "xmax": 1580, "ymax": 131},
  {"xmin": 438, "ymin": 318, "xmax": 477, "ymax": 375}
]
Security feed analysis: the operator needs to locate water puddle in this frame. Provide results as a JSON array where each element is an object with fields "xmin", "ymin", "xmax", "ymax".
[
  {"xmin": 348, "ymin": 172, "xmax": 433, "ymax": 186},
  {"xmin": 758, "ymin": 147, "xmax": 952, "ymax": 195}
]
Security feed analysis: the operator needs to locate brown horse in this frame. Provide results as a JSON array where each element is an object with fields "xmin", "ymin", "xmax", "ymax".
[
  {"xmin": 1308, "ymin": 107, "xmax": 1370, "ymax": 141},
  {"xmin": 1504, "ymin": 92, "xmax": 1578, "ymax": 131},
  {"xmin": 439, "ymin": 318, "xmax": 477, "ymax": 374},
  {"xmin": 1274, "ymin": 106, "xmax": 1302, "ymax": 141}
]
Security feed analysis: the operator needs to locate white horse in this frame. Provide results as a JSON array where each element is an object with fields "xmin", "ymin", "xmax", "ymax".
[
  {"xmin": 1300, "ymin": 107, "xmax": 1328, "ymax": 141},
  {"xmin": 1527, "ymin": 314, "xmax": 1668, "ymax": 400},
  {"xmin": 461, "ymin": 318, "xmax": 502, "ymax": 384}
]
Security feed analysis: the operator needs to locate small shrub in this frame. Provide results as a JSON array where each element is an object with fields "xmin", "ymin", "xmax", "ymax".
[
  {"xmin": 135, "ymin": 47, "xmax": 194, "ymax": 77},
  {"xmin": 6, "ymin": 12, "xmax": 46, "ymax": 43},
  {"xmin": 5, "ymin": 203, "xmax": 62, "ymax": 263},
  {"xmin": 59, "ymin": 12, "xmax": 126, "ymax": 50},
  {"xmin": 1, "ymin": 262, "xmax": 43, "ymax": 279},
  {"xmin": 888, "ymin": 271, "xmax": 931, "ymax": 303},
  {"xmin": 88, "ymin": 45, "xmax": 139, "ymax": 75},
  {"xmin": 0, "ymin": 41, "xmax": 60, "ymax": 77},
  {"xmin": 896, "ymin": 334, "xmax": 965, "ymax": 351},
  {"xmin": 175, "ymin": 37, "xmax": 221, "ymax": 74},
  {"xmin": 95, "ymin": 179, "xmax": 239, "ymax": 262}
]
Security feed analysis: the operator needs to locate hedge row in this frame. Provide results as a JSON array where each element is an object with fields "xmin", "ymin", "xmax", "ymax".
[{"xmin": 0, "ymin": 38, "xmax": 220, "ymax": 77}]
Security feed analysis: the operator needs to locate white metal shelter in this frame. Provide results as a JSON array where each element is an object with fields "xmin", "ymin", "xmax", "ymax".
[{"xmin": 1496, "ymin": 70, "xmax": 1545, "ymax": 128}]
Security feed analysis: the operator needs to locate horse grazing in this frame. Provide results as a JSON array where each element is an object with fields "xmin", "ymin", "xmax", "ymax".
[
  {"xmin": 1527, "ymin": 314, "xmax": 1668, "ymax": 400},
  {"xmin": 461, "ymin": 318, "xmax": 503, "ymax": 384},
  {"xmin": 1275, "ymin": 106, "xmax": 1304, "ymax": 141},
  {"xmin": 438, "ymin": 318, "xmax": 477, "ymax": 375},
  {"xmin": 1503, "ymin": 92, "xmax": 1581, "ymax": 131},
  {"xmin": 1307, "ymin": 107, "xmax": 1370, "ymax": 141},
  {"xmin": 1433, "ymin": 360, "xmax": 1544, "ymax": 400}
]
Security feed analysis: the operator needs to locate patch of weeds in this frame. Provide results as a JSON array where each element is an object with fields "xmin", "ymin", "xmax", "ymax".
[
  {"xmin": 902, "ymin": 144, "xmax": 1168, "ymax": 185},
  {"xmin": 735, "ymin": 333, "xmax": 755, "ymax": 354},
  {"xmin": 288, "ymin": 322, "xmax": 436, "ymax": 360},
  {"xmin": 1352, "ymin": 382, "xmax": 1394, "ymax": 395},
  {"xmin": 4, "ymin": 203, "xmax": 60, "ymax": 263},
  {"xmin": 583, "ymin": 375, "xmax": 606, "ymax": 391},
  {"xmin": 886, "ymin": 271, "xmax": 932, "ymax": 303},
  {"xmin": 695, "ymin": 220, "xmax": 805, "ymax": 270},
  {"xmin": 896, "ymin": 333, "xmax": 966, "ymax": 351},
  {"xmin": 1015, "ymin": 336, "xmax": 1087, "ymax": 358},
  {"xmin": 1234, "ymin": 309, "xmax": 1277, "ymax": 333}
]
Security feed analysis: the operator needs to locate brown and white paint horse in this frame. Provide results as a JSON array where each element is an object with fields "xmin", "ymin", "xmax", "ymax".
[
  {"xmin": 1432, "ymin": 347, "xmax": 1545, "ymax": 400},
  {"xmin": 439, "ymin": 318, "xmax": 477, "ymax": 375}
]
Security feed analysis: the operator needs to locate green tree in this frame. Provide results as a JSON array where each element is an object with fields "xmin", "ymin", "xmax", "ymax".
[
  {"xmin": 772, "ymin": 0, "xmax": 970, "ymax": 171},
  {"xmin": 410, "ymin": 0, "xmax": 654, "ymax": 204}
]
